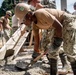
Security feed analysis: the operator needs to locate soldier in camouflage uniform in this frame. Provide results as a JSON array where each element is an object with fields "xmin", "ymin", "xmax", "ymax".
[
  {"xmin": 28, "ymin": 0, "xmax": 71, "ymax": 74},
  {"xmin": 22, "ymin": 6, "xmax": 76, "ymax": 75}
]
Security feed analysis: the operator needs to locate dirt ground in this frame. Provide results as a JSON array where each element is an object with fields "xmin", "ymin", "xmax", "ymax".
[
  {"xmin": 0, "ymin": 46, "xmax": 74, "ymax": 75},
  {"xmin": 0, "ymin": 47, "xmax": 50, "ymax": 75}
]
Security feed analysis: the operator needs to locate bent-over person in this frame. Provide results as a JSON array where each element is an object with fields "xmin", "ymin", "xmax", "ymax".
[
  {"xmin": 23, "ymin": 8, "xmax": 76, "ymax": 75},
  {"xmin": 28, "ymin": 0, "xmax": 71, "ymax": 74}
]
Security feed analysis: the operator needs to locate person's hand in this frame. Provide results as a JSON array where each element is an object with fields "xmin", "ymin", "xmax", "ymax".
[{"xmin": 6, "ymin": 25, "xmax": 12, "ymax": 30}]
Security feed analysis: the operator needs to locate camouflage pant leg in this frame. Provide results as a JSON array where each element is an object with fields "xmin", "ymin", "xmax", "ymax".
[
  {"xmin": 40, "ymin": 28, "xmax": 54, "ymax": 51},
  {"xmin": 47, "ymin": 37, "xmax": 63, "ymax": 59},
  {"xmin": 63, "ymin": 13, "xmax": 76, "ymax": 63},
  {"xmin": 58, "ymin": 42, "xmax": 64, "ymax": 54},
  {"xmin": 40, "ymin": 28, "xmax": 60, "ymax": 59}
]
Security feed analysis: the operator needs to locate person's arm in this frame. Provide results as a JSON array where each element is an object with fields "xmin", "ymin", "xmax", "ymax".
[
  {"xmin": 53, "ymin": 17, "xmax": 63, "ymax": 38},
  {"xmin": 6, "ymin": 19, "xmax": 12, "ymax": 30},
  {"xmin": 5, "ymin": 24, "xmax": 12, "ymax": 30},
  {"xmin": 0, "ymin": 21, "xmax": 2, "ymax": 25},
  {"xmin": 0, "ymin": 17, "xmax": 4, "ymax": 31},
  {"xmin": 33, "ymin": 25, "xmax": 40, "ymax": 53}
]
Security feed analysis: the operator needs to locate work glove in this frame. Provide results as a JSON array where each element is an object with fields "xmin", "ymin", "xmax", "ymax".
[
  {"xmin": 52, "ymin": 37, "xmax": 63, "ymax": 50},
  {"xmin": 32, "ymin": 50, "xmax": 41, "ymax": 59}
]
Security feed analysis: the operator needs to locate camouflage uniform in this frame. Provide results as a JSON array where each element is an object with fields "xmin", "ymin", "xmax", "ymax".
[
  {"xmin": 62, "ymin": 13, "xmax": 76, "ymax": 63},
  {"xmin": 62, "ymin": 13, "xmax": 76, "ymax": 75},
  {"xmin": 40, "ymin": 12, "xmax": 76, "ymax": 75},
  {"xmin": 41, "ymin": 0, "xmax": 56, "ymax": 8},
  {"xmin": 40, "ymin": 28, "xmax": 63, "ymax": 59},
  {"xmin": 40, "ymin": 13, "xmax": 76, "ymax": 62}
]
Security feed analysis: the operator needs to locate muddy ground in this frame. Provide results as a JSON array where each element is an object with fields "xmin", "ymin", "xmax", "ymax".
[
  {"xmin": 0, "ymin": 46, "xmax": 73, "ymax": 75},
  {"xmin": 0, "ymin": 47, "xmax": 50, "ymax": 75}
]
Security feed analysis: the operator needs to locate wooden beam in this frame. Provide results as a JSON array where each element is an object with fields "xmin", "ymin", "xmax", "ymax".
[
  {"xmin": 29, "ymin": 30, "xmax": 33, "ymax": 47},
  {"xmin": 12, "ymin": 31, "xmax": 29, "ymax": 58}
]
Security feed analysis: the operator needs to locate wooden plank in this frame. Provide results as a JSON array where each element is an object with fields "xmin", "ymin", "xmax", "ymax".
[
  {"xmin": 0, "ymin": 24, "xmax": 26, "ymax": 60},
  {"xmin": 29, "ymin": 30, "xmax": 33, "ymax": 47},
  {"xmin": 13, "ymin": 31, "xmax": 29, "ymax": 58}
]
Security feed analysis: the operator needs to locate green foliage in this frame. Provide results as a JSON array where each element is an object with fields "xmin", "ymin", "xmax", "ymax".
[
  {"xmin": 0, "ymin": 0, "xmax": 15, "ymax": 29},
  {"xmin": 0, "ymin": 0, "xmax": 15, "ymax": 17}
]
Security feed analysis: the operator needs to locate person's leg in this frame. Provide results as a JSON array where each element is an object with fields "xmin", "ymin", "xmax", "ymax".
[
  {"xmin": 63, "ymin": 40, "xmax": 76, "ymax": 75},
  {"xmin": 49, "ymin": 58, "xmax": 57, "ymax": 75},
  {"xmin": 48, "ymin": 53, "xmax": 58, "ymax": 75},
  {"xmin": 40, "ymin": 29, "xmax": 62, "ymax": 75},
  {"xmin": 59, "ymin": 52, "xmax": 71, "ymax": 71},
  {"xmin": 62, "ymin": 13, "xmax": 76, "ymax": 75},
  {"xmin": 59, "ymin": 52, "xmax": 71, "ymax": 74},
  {"xmin": 59, "ymin": 52, "xmax": 67, "ymax": 67},
  {"xmin": 48, "ymin": 37, "xmax": 63, "ymax": 75},
  {"xmin": 70, "ymin": 61, "xmax": 76, "ymax": 75}
]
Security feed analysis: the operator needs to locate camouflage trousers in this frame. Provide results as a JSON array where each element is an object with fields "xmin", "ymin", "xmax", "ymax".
[
  {"xmin": 40, "ymin": 13, "xmax": 76, "ymax": 62},
  {"xmin": 62, "ymin": 13, "xmax": 76, "ymax": 62},
  {"xmin": 40, "ymin": 28, "xmax": 63, "ymax": 59}
]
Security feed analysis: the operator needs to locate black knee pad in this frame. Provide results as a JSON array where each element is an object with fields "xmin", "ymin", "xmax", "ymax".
[{"xmin": 52, "ymin": 37, "xmax": 63, "ymax": 49}]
